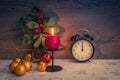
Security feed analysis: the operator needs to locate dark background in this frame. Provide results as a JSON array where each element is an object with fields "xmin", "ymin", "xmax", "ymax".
[{"xmin": 0, "ymin": 0, "xmax": 120, "ymax": 59}]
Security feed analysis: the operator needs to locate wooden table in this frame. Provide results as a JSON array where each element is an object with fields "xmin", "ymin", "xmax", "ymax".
[{"xmin": 0, "ymin": 59, "xmax": 120, "ymax": 80}]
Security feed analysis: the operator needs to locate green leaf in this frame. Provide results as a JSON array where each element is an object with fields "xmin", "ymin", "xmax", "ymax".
[
  {"xmin": 34, "ymin": 37, "xmax": 41, "ymax": 48},
  {"xmin": 23, "ymin": 34, "xmax": 30, "ymax": 44},
  {"xmin": 36, "ymin": 47, "xmax": 47, "ymax": 55},
  {"xmin": 26, "ymin": 21, "xmax": 39, "ymax": 29},
  {"xmin": 41, "ymin": 36, "xmax": 47, "ymax": 49},
  {"xmin": 33, "ymin": 34, "xmax": 40, "ymax": 40},
  {"xmin": 44, "ymin": 17, "xmax": 58, "ymax": 27},
  {"xmin": 43, "ymin": 17, "xmax": 49, "ymax": 23},
  {"xmin": 42, "ymin": 34, "xmax": 47, "ymax": 37},
  {"xmin": 17, "ymin": 17, "xmax": 28, "ymax": 23},
  {"xmin": 23, "ymin": 36, "xmax": 27, "ymax": 44}
]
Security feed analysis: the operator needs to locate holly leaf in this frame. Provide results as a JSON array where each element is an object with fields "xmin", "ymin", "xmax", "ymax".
[
  {"xmin": 41, "ymin": 36, "xmax": 47, "ymax": 49},
  {"xmin": 34, "ymin": 37, "xmax": 41, "ymax": 48},
  {"xmin": 26, "ymin": 21, "xmax": 39, "ymax": 29},
  {"xmin": 36, "ymin": 46, "xmax": 47, "ymax": 55},
  {"xmin": 17, "ymin": 17, "xmax": 29, "ymax": 23},
  {"xmin": 44, "ymin": 17, "xmax": 58, "ymax": 27},
  {"xmin": 42, "ymin": 34, "xmax": 47, "ymax": 37},
  {"xmin": 23, "ymin": 34, "xmax": 30, "ymax": 44},
  {"xmin": 33, "ymin": 34, "xmax": 40, "ymax": 40}
]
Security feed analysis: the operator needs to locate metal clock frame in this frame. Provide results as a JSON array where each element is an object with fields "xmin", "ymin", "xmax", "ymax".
[{"xmin": 71, "ymin": 38, "xmax": 95, "ymax": 62}]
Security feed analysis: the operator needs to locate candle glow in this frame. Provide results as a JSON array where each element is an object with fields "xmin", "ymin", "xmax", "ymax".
[{"xmin": 51, "ymin": 28, "xmax": 54, "ymax": 35}]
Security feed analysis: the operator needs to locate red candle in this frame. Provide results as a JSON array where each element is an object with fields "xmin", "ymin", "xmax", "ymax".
[{"xmin": 45, "ymin": 28, "xmax": 60, "ymax": 50}]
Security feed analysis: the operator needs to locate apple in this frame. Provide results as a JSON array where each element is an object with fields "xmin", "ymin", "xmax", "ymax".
[{"xmin": 40, "ymin": 52, "xmax": 52, "ymax": 64}]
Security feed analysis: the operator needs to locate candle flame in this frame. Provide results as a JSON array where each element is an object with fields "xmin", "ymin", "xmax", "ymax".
[{"xmin": 51, "ymin": 28, "xmax": 54, "ymax": 35}]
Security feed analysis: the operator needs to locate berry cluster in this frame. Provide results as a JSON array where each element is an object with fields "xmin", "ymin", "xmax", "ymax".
[{"xmin": 34, "ymin": 13, "xmax": 47, "ymax": 34}]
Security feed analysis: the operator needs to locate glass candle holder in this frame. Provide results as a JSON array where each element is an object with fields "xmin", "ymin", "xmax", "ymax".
[{"xmin": 45, "ymin": 28, "xmax": 60, "ymax": 50}]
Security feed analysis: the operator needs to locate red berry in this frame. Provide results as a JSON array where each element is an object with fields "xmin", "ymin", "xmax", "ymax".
[
  {"xmin": 36, "ymin": 13, "xmax": 39, "ymax": 17},
  {"xmin": 39, "ymin": 23, "xmax": 44, "ymax": 28},
  {"xmin": 39, "ymin": 14, "xmax": 43, "ymax": 19},
  {"xmin": 35, "ymin": 28, "xmax": 39, "ymax": 33},
  {"xmin": 42, "ymin": 30, "xmax": 46, "ymax": 34},
  {"xmin": 43, "ymin": 15, "xmax": 46, "ymax": 19},
  {"xmin": 23, "ymin": 22, "xmax": 27, "ymax": 25}
]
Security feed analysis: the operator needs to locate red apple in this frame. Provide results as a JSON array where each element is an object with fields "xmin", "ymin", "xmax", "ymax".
[{"xmin": 40, "ymin": 52, "xmax": 52, "ymax": 64}]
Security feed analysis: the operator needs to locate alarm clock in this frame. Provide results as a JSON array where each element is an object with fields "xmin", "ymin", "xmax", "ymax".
[{"xmin": 71, "ymin": 29, "xmax": 95, "ymax": 62}]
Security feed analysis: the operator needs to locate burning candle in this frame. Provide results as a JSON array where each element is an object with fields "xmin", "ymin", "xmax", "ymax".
[{"xmin": 45, "ymin": 28, "xmax": 60, "ymax": 50}]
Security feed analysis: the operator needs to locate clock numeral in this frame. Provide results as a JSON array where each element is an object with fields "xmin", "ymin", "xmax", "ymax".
[
  {"xmin": 88, "ymin": 51, "xmax": 92, "ymax": 54},
  {"xmin": 89, "ymin": 48, "xmax": 92, "ymax": 51},
  {"xmin": 75, "ymin": 45, "xmax": 77, "ymax": 47},
  {"xmin": 85, "ymin": 55, "xmax": 88, "ymax": 58},
  {"xmin": 85, "ymin": 56, "xmax": 88, "ymax": 59},
  {"xmin": 88, "ymin": 44, "xmax": 91, "ymax": 47},
  {"xmin": 87, "ymin": 53, "xmax": 92, "ymax": 57},
  {"xmin": 74, "ymin": 53, "xmax": 76, "ymax": 55},
  {"xmin": 73, "ymin": 49, "xmax": 75, "ymax": 51},
  {"xmin": 81, "ymin": 56, "xmax": 84, "ymax": 59}
]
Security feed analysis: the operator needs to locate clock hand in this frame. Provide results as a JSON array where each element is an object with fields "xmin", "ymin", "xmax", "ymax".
[{"xmin": 81, "ymin": 40, "xmax": 84, "ymax": 51}]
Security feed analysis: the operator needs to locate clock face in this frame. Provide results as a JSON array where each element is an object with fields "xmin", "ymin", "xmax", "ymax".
[{"xmin": 71, "ymin": 39, "xmax": 94, "ymax": 62}]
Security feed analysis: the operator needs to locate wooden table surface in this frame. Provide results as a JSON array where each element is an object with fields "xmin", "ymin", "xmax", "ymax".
[{"xmin": 0, "ymin": 59, "xmax": 120, "ymax": 80}]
